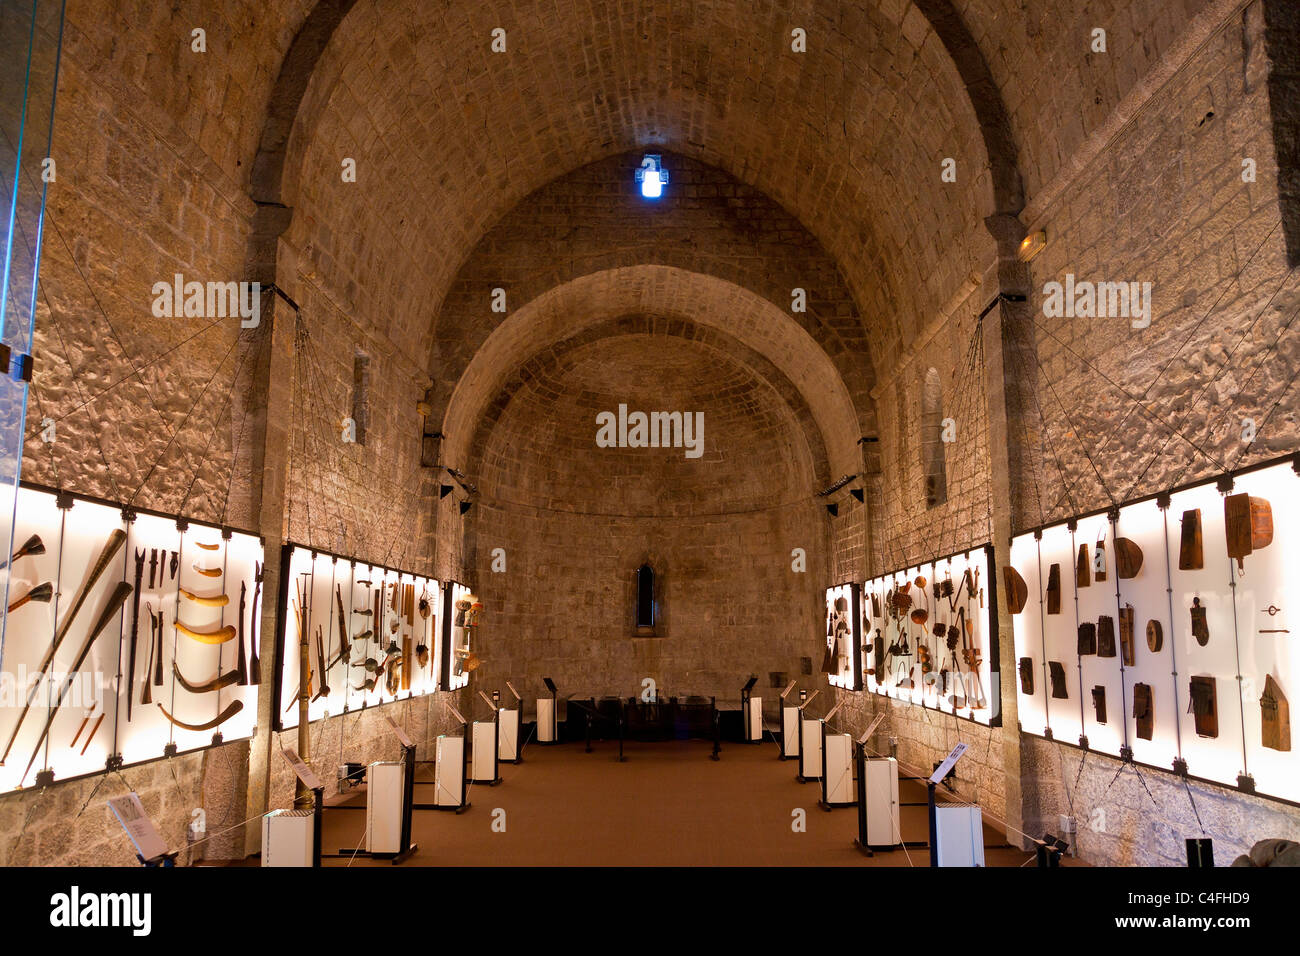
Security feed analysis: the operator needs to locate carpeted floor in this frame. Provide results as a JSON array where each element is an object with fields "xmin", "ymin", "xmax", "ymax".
[{"xmin": 311, "ymin": 737, "xmax": 1060, "ymax": 867}]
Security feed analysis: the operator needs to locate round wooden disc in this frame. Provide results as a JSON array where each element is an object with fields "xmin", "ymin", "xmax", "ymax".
[{"xmin": 1146, "ymin": 619, "xmax": 1163, "ymax": 652}]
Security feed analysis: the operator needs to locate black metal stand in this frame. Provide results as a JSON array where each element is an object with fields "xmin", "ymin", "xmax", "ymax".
[
  {"xmin": 325, "ymin": 748, "xmax": 418, "ymax": 863},
  {"xmin": 927, "ymin": 781, "xmax": 939, "ymax": 868},
  {"xmin": 538, "ymin": 678, "xmax": 560, "ymax": 745},
  {"xmin": 616, "ymin": 699, "xmax": 627, "ymax": 762},
  {"xmin": 740, "ymin": 676, "xmax": 759, "ymax": 744},
  {"xmin": 818, "ymin": 720, "xmax": 854, "ymax": 809},
  {"xmin": 710, "ymin": 702, "xmax": 721, "ymax": 761},
  {"xmin": 852, "ymin": 741, "xmax": 873, "ymax": 856}
]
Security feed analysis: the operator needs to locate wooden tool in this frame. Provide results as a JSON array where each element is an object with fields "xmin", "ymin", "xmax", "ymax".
[
  {"xmin": 1225, "ymin": 493, "xmax": 1272, "ymax": 572},
  {"xmin": 0, "ymin": 533, "xmax": 44, "ymax": 571},
  {"xmin": 0, "ymin": 528, "xmax": 127, "ymax": 766},
  {"xmin": 141, "ymin": 602, "xmax": 156, "ymax": 705},
  {"xmin": 80, "ymin": 713, "xmax": 105, "ymax": 756},
  {"xmin": 1261, "ymin": 675, "xmax": 1290, "ymax": 752},
  {"xmin": 1179, "ymin": 509, "xmax": 1203, "ymax": 570},
  {"xmin": 7, "ymin": 581, "xmax": 52, "ymax": 613},
  {"xmin": 1191, "ymin": 597, "xmax": 1209, "ymax": 646},
  {"xmin": 20, "ymin": 580, "xmax": 133, "ymax": 784},
  {"xmin": 1119, "ymin": 604, "xmax": 1136, "ymax": 666},
  {"xmin": 172, "ymin": 660, "xmax": 242, "ymax": 693},
  {"xmin": 1002, "ymin": 565, "xmax": 1028, "ymax": 614},
  {"xmin": 1076, "ymin": 543, "xmax": 1090, "ymax": 588},
  {"xmin": 236, "ymin": 581, "xmax": 248, "ymax": 686},
  {"xmin": 1115, "ymin": 537, "xmax": 1143, "ymax": 579},
  {"xmin": 174, "ymin": 621, "xmax": 236, "ymax": 644},
  {"xmin": 192, "ymin": 565, "xmax": 222, "ymax": 578},
  {"xmin": 1046, "ymin": 564, "xmax": 1061, "ymax": 614},
  {"xmin": 178, "ymin": 586, "xmax": 229, "ymax": 607},
  {"xmin": 1146, "ymin": 619, "xmax": 1163, "ymax": 652},
  {"xmin": 158, "ymin": 700, "xmax": 243, "ymax": 732},
  {"xmin": 249, "ymin": 561, "xmax": 263, "ymax": 685}
]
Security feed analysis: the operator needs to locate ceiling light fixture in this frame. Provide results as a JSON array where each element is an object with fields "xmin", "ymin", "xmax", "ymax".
[{"xmin": 636, "ymin": 154, "xmax": 667, "ymax": 199}]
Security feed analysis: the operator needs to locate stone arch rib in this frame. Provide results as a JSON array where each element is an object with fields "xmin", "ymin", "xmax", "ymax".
[{"xmin": 912, "ymin": 0, "xmax": 1025, "ymax": 217}]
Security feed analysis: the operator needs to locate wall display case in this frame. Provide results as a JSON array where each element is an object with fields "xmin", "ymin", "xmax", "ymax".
[
  {"xmin": 274, "ymin": 544, "xmax": 441, "ymax": 730},
  {"xmin": 0, "ymin": 483, "xmax": 263, "ymax": 792},
  {"xmin": 824, "ymin": 582, "xmax": 862, "ymax": 690},
  {"xmin": 1008, "ymin": 456, "xmax": 1299, "ymax": 803},
  {"xmin": 438, "ymin": 581, "xmax": 478, "ymax": 692},
  {"xmin": 861, "ymin": 545, "xmax": 999, "ymax": 726}
]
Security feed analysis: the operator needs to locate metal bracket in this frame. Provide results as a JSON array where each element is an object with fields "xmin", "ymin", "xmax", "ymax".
[
  {"xmin": 1155, "ymin": 492, "xmax": 1171, "ymax": 510},
  {"xmin": 221, "ymin": 526, "xmax": 233, "ymax": 540},
  {"xmin": 105, "ymin": 753, "xmax": 124, "ymax": 772},
  {"xmin": 163, "ymin": 742, "xmax": 178, "ymax": 758},
  {"xmin": 1216, "ymin": 474, "xmax": 1234, "ymax": 494},
  {"xmin": 120, "ymin": 506, "xmax": 137, "ymax": 524},
  {"xmin": 175, "ymin": 517, "xmax": 189, "ymax": 532},
  {"xmin": 34, "ymin": 769, "xmax": 55, "ymax": 788},
  {"xmin": 1237, "ymin": 772, "xmax": 1256, "ymax": 794},
  {"xmin": 1172, "ymin": 757, "xmax": 1188, "ymax": 776},
  {"xmin": 55, "ymin": 490, "xmax": 74, "ymax": 510},
  {"xmin": 1033, "ymin": 527, "xmax": 1043, "ymax": 540},
  {"xmin": 1078, "ymin": 734, "xmax": 1089, "ymax": 749},
  {"xmin": 210, "ymin": 732, "xmax": 223, "ymax": 747},
  {"xmin": 1119, "ymin": 745, "xmax": 1133, "ymax": 762},
  {"xmin": 1066, "ymin": 518, "xmax": 1078, "ymax": 532}
]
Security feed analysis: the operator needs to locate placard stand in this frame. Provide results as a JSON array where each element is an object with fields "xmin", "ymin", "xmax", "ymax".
[
  {"xmin": 415, "ymin": 704, "xmax": 468, "ymax": 812},
  {"xmin": 926, "ymin": 743, "xmax": 983, "ymax": 867},
  {"xmin": 741, "ymin": 676, "xmax": 761, "ymax": 743},
  {"xmin": 499, "ymin": 681, "xmax": 523, "ymax": 763},
  {"xmin": 779, "ymin": 681, "xmax": 799, "ymax": 760},
  {"xmin": 327, "ymin": 720, "xmax": 418, "ymax": 864},
  {"xmin": 818, "ymin": 701, "xmax": 854, "ymax": 808},
  {"xmin": 109, "ymin": 792, "xmax": 181, "ymax": 868},
  {"xmin": 536, "ymin": 676, "xmax": 559, "ymax": 744},
  {"xmin": 470, "ymin": 690, "xmax": 502, "ymax": 785},
  {"xmin": 267, "ymin": 748, "xmax": 325, "ymax": 867},
  {"xmin": 796, "ymin": 690, "xmax": 821, "ymax": 783},
  {"xmin": 851, "ymin": 715, "xmax": 892, "ymax": 854}
]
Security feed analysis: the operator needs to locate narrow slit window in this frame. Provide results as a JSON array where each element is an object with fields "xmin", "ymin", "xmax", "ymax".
[
  {"xmin": 351, "ymin": 352, "xmax": 371, "ymax": 446},
  {"xmin": 635, "ymin": 564, "xmax": 656, "ymax": 632},
  {"xmin": 922, "ymin": 367, "xmax": 947, "ymax": 508}
]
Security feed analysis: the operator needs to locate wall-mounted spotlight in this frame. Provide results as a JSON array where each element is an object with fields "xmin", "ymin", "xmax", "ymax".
[
  {"xmin": 636, "ymin": 154, "xmax": 667, "ymax": 199},
  {"xmin": 1018, "ymin": 230, "xmax": 1047, "ymax": 263}
]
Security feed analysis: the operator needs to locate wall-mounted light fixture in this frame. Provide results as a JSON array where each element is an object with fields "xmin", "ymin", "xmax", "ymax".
[
  {"xmin": 1018, "ymin": 230, "xmax": 1047, "ymax": 263},
  {"xmin": 636, "ymin": 154, "xmax": 667, "ymax": 199}
]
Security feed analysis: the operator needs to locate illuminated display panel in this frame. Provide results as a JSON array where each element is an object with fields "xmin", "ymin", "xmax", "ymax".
[{"xmin": 1009, "ymin": 458, "xmax": 1300, "ymax": 803}]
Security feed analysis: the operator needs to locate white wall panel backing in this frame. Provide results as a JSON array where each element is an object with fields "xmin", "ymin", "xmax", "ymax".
[
  {"xmin": 862, "ymin": 545, "xmax": 999, "ymax": 727},
  {"xmin": 0, "ymin": 484, "xmax": 263, "ymax": 793},
  {"xmin": 277, "ymin": 543, "xmax": 441, "ymax": 731},
  {"xmin": 1009, "ymin": 457, "xmax": 1300, "ymax": 804},
  {"xmin": 825, "ymin": 582, "xmax": 861, "ymax": 690}
]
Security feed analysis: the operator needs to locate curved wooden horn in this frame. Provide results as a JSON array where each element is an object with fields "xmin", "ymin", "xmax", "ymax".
[{"xmin": 175, "ymin": 620, "xmax": 237, "ymax": 644}]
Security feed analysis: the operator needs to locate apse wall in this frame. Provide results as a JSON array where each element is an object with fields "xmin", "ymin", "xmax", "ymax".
[{"xmin": 467, "ymin": 332, "xmax": 827, "ymax": 705}]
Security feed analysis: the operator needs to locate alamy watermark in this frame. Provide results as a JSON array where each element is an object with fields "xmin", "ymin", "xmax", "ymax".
[
  {"xmin": 595, "ymin": 404, "xmax": 704, "ymax": 459},
  {"xmin": 1042, "ymin": 273, "xmax": 1152, "ymax": 329},
  {"xmin": 151, "ymin": 273, "xmax": 260, "ymax": 328}
]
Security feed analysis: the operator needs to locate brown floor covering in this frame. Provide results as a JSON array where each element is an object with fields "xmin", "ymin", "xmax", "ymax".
[{"xmin": 307, "ymin": 738, "xmax": 1063, "ymax": 867}]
